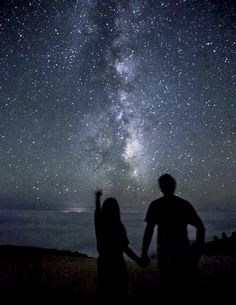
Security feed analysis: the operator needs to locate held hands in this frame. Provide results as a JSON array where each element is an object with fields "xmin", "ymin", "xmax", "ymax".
[
  {"xmin": 138, "ymin": 254, "xmax": 150, "ymax": 268},
  {"xmin": 190, "ymin": 241, "xmax": 204, "ymax": 257}
]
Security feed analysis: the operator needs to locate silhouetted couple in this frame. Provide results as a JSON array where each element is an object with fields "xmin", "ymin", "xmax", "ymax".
[{"xmin": 94, "ymin": 174, "xmax": 205, "ymax": 304}]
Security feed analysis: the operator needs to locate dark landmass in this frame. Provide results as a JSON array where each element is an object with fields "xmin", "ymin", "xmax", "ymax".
[
  {"xmin": 0, "ymin": 244, "xmax": 88, "ymax": 258},
  {"xmin": 203, "ymin": 231, "xmax": 236, "ymax": 255},
  {"xmin": 0, "ymin": 233, "xmax": 236, "ymax": 304},
  {"xmin": 0, "ymin": 244, "xmax": 96, "ymax": 305}
]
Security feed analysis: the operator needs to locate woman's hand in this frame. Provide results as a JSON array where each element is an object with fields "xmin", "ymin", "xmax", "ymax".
[
  {"xmin": 95, "ymin": 189, "xmax": 102, "ymax": 208},
  {"xmin": 96, "ymin": 189, "xmax": 102, "ymax": 198}
]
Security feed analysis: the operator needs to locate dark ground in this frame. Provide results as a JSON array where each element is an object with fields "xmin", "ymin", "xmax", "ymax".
[{"xmin": 0, "ymin": 245, "xmax": 235, "ymax": 304}]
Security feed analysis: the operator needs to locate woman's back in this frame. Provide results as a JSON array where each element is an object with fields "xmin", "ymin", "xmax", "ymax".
[{"xmin": 97, "ymin": 220, "xmax": 129, "ymax": 257}]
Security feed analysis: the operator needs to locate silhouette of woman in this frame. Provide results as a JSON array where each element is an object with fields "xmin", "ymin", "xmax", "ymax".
[{"xmin": 94, "ymin": 190, "xmax": 141, "ymax": 304}]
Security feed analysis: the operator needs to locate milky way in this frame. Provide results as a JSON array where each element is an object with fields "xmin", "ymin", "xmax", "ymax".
[{"xmin": 0, "ymin": 0, "xmax": 235, "ymax": 209}]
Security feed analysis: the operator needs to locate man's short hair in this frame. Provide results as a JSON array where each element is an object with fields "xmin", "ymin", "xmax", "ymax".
[{"xmin": 158, "ymin": 174, "xmax": 176, "ymax": 194}]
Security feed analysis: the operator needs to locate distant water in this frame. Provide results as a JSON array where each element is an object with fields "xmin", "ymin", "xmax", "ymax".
[{"xmin": 0, "ymin": 208, "xmax": 235, "ymax": 258}]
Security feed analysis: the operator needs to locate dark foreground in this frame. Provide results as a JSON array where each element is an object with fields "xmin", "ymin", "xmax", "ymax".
[{"xmin": 0, "ymin": 245, "xmax": 235, "ymax": 304}]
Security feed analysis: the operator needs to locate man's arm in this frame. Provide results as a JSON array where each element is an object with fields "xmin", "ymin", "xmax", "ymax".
[
  {"xmin": 188, "ymin": 204, "xmax": 205, "ymax": 245},
  {"xmin": 195, "ymin": 218, "xmax": 205, "ymax": 245},
  {"xmin": 141, "ymin": 222, "xmax": 155, "ymax": 260}
]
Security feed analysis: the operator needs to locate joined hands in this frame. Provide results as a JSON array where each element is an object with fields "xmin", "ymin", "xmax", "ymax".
[{"xmin": 138, "ymin": 255, "xmax": 150, "ymax": 268}]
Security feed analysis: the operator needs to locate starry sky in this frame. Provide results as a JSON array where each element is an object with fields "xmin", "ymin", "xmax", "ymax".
[{"xmin": 0, "ymin": 0, "xmax": 235, "ymax": 211}]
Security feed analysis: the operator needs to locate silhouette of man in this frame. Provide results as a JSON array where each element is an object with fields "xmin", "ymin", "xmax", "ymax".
[{"xmin": 141, "ymin": 174, "xmax": 205, "ymax": 300}]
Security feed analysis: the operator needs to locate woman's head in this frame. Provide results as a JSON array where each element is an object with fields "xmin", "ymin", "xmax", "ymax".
[{"xmin": 101, "ymin": 197, "xmax": 120, "ymax": 222}]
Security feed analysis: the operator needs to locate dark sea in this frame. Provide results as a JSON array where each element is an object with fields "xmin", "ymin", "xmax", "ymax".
[{"xmin": 0, "ymin": 207, "xmax": 235, "ymax": 258}]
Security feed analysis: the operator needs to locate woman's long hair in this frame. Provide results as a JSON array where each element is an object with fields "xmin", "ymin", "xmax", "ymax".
[{"xmin": 101, "ymin": 197, "xmax": 120, "ymax": 223}]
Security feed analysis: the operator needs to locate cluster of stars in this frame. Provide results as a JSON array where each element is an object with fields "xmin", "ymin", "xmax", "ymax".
[{"xmin": 0, "ymin": 0, "xmax": 235, "ymax": 208}]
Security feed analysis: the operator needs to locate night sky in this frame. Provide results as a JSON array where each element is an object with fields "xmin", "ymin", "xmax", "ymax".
[{"xmin": 0, "ymin": 0, "xmax": 235, "ymax": 210}]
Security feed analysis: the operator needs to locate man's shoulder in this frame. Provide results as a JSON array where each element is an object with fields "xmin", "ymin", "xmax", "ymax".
[
  {"xmin": 148, "ymin": 196, "xmax": 192, "ymax": 208},
  {"xmin": 174, "ymin": 195, "xmax": 194, "ymax": 209},
  {"xmin": 151, "ymin": 197, "xmax": 163, "ymax": 204},
  {"xmin": 148, "ymin": 197, "xmax": 164, "ymax": 208},
  {"xmin": 152, "ymin": 195, "xmax": 188, "ymax": 202},
  {"xmin": 174, "ymin": 195, "xmax": 189, "ymax": 203},
  {"xmin": 145, "ymin": 198, "xmax": 162, "ymax": 222}
]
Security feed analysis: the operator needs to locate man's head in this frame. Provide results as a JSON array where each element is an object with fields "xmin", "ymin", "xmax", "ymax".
[{"xmin": 158, "ymin": 174, "xmax": 176, "ymax": 195}]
